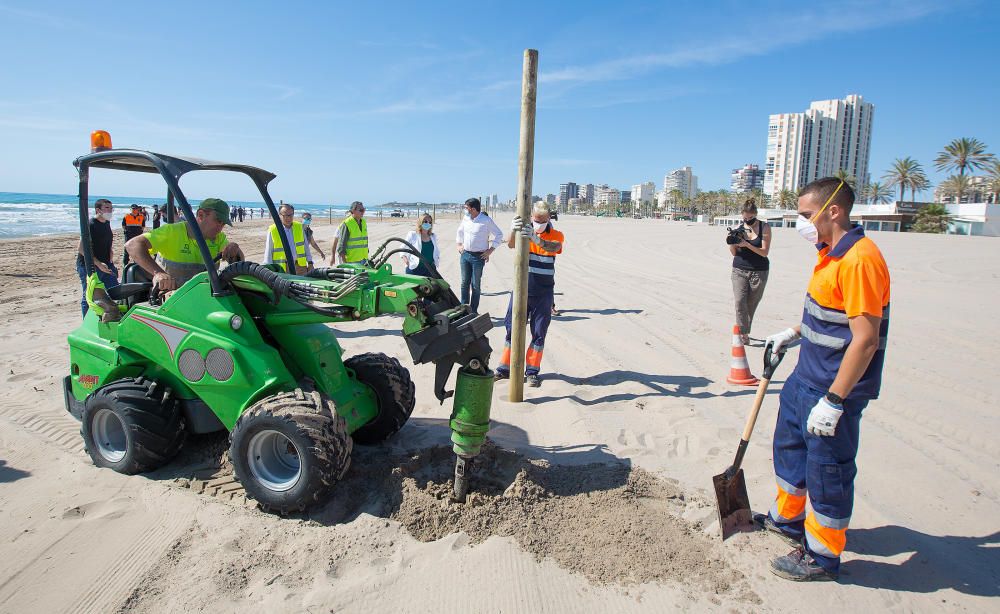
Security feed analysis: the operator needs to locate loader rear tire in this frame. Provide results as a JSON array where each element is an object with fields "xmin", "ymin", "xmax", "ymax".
[
  {"xmin": 81, "ymin": 377, "xmax": 185, "ymax": 474},
  {"xmin": 345, "ymin": 352, "xmax": 416, "ymax": 445},
  {"xmin": 230, "ymin": 385, "xmax": 352, "ymax": 514}
]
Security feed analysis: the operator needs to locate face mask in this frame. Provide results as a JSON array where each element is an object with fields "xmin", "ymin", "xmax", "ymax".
[
  {"xmin": 303, "ymin": 218, "xmax": 311, "ymax": 225},
  {"xmin": 798, "ymin": 180, "xmax": 845, "ymax": 244},
  {"xmin": 532, "ymin": 221, "xmax": 547, "ymax": 232},
  {"xmin": 421, "ymin": 222, "xmax": 432, "ymax": 230},
  {"xmin": 797, "ymin": 215, "xmax": 818, "ymax": 243},
  {"xmin": 744, "ymin": 217, "xmax": 757, "ymax": 226}
]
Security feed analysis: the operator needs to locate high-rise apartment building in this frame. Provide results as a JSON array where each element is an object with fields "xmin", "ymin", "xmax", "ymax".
[
  {"xmin": 731, "ymin": 164, "xmax": 765, "ymax": 192},
  {"xmin": 663, "ymin": 167, "xmax": 698, "ymax": 200},
  {"xmin": 764, "ymin": 94, "xmax": 874, "ymax": 196},
  {"xmin": 595, "ymin": 185, "xmax": 620, "ymax": 208},
  {"xmin": 579, "ymin": 183, "xmax": 596, "ymax": 205},
  {"xmin": 631, "ymin": 181, "xmax": 656, "ymax": 205},
  {"xmin": 558, "ymin": 182, "xmax": 578, "ymax": 209}
]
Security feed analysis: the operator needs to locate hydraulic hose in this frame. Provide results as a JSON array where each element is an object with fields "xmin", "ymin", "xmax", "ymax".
[{"xmin": 219, "ymin": 261, "xmax": 293, "ymax": 304}]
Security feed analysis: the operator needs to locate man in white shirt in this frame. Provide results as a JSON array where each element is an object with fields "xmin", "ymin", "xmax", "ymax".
[{"xmin": 455, "ymin": 197, "xmax": 504, "ymax": 313}]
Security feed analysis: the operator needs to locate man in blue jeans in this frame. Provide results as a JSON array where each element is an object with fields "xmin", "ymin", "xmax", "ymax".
[
  {"xmin": 76, "ymin": 198, "xmax": 120, "ymax": 317},
  {"xmin": 455, "ymin": 197, "xmax": 504, "ymax": 313}
]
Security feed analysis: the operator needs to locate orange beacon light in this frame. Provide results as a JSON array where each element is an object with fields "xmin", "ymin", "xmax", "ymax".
[{"xmin": 90, "ymin": 130, "xmax": 112, "ymax": 152}]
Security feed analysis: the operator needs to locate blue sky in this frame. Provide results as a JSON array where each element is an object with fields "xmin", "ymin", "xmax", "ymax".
[{"xmin": 1, "ymin": 0, "xmax": 997, "ymax": 204}]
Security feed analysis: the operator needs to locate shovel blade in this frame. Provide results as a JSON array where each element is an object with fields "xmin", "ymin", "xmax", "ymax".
[{"xmin": 713, "ymin": 467, "xmax": 753, "ymax": 540}]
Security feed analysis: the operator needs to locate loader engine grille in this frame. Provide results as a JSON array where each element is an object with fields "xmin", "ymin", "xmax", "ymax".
[
  {"xmin": 205, "ymin": 348, "xmax": 234, "ymax": 381},
  {"xmin": 178, "ymin": 349, "xmax": 206, "ymax": 381}
]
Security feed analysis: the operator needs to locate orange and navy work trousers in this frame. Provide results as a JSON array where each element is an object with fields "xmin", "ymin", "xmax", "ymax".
[
  {"xmin": 768, "ymin": 371, "xmax": 867, "ymax": 574},
  {"xmin": 496, "ymin": 291, "xmax": 554, "ymax": 377}
]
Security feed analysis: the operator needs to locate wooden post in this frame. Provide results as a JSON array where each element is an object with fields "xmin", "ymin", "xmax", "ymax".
[{"xmin": 508, "ymin": 49, "xmax": 538, "ymax": 403}]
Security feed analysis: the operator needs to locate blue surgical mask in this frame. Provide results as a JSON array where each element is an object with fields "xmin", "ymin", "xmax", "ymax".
[
  {"xmin": 421, "ymin": 222, "xmax": 432, "ymax": 230},
  {"xmin": 303, "ymin": 218, "xmax": 311, "ymax": 225}
]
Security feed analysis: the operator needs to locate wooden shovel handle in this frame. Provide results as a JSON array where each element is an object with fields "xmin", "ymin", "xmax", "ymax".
[{"xmin": 741, "ymin": 377, "xmax": 771, "ymax": 442}]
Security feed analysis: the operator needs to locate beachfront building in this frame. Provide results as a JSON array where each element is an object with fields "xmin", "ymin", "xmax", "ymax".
[
  {"xmin": 933, "ymin": 176, "xmax": 995, "ymax": 204},
  {"xmin": 620, "ymin": 190, "xmax": 631, "ymax": 204},
  {"xmin": 764, "ymin": 94, "xmax": 874, "ymax": 197},
  {"xmin": 558, "ymin": 182, "xmax": 578, "ymax": 210},
  {"xmin": 579, "ymin": 183, "xmax": 596, "ymax": 205},
  {"xmin": 664, "ymin": 167, "xmax": 698, "ymax": 200},
  {"xmin": 631, "ymin": 181, "xmax": 656, "ymax": 205},
  {"xmin": 595, "ymin": 185, "xmax": 620, "ymax": 208},
  {"xmin": 545, "ymin": 194, "xmax": 556, "ymax": 206},
  {"xmin": 731, "ymin": 164, "xmax": 765, "ymax": 192}
]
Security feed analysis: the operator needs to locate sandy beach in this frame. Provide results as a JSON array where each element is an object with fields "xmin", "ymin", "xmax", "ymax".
[{"xmin": 0, "ymin": 214, "xmax": 997, "ymax": 613}]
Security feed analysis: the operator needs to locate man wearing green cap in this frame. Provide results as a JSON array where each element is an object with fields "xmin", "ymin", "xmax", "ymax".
[{"xmin": 125, "ymin": 197, "xmax": 244, "ymax": 292}]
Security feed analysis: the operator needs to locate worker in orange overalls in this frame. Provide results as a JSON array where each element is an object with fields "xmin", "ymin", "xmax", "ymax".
[
  {"xmin": 494, "ymin": 202, "xmax": 564, "ymax": 388},
  {"xmin": 121, "ymin": 204, "xmax": 146, "ymax": 267},
  {"xmin": 760, "ymin": 177, "xmax": 891, "ymax": 581}
]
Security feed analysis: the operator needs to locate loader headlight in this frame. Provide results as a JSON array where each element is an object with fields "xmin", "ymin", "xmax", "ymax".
[{"xmin": 230, "ymin": 315, "xmax": 243, "ymax": 330}]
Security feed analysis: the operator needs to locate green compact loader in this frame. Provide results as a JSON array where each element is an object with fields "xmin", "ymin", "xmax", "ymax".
[{"xmin": 65, "ymin": 141, "xmax": 495, "ymax": 512}]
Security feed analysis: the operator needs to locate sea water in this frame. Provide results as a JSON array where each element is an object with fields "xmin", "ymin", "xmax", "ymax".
[{"xmin": 0, "ymin": 192, "xmax": 351, "ymax": 239}]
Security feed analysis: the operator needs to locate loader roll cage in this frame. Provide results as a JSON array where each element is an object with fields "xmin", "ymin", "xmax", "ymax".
[{"xmin": 74, "ymin": 149, "xmax": 297, "ymax": 297}]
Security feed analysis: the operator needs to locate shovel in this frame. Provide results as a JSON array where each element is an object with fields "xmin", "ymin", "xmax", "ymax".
[{"xmin": 714, "ymin": 342, "xmax": 785, "ymax": 540}]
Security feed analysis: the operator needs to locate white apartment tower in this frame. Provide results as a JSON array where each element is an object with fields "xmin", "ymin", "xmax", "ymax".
[
  {"xmin": 663, "ymin": 166, "xmax": 698, "ymax": 200},
  {"xmin": 764, "ymin": 94, "xmax": 874, "ymax": 196},
  {"xmin": 631, "ymin": 181, "xmax": 656, "ymax": 205}
]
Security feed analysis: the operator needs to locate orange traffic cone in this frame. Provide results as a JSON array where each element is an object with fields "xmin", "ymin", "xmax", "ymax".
[{"xmin": 726, "ymin": 325, "xmax": 759, "ymax": 386}]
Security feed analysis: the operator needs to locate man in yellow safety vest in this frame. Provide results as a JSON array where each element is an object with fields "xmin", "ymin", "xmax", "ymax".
[
  {"xmin": 329, "ymin": 201, "xmax": 368, "ymax": 265},
  {"xmin": 265, "ymin": 203, "xmax": 311, "ymax": 274}
]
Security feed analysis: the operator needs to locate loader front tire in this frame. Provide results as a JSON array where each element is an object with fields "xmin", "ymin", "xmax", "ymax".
[{"xmin": 230, "ymin": 385, "xmax": 352, "ymax": 514}]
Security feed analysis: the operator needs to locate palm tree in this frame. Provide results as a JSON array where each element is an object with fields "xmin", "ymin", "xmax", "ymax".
[
  {"xmin": 865, "ymin": 182, "xmax": 893, "ymax": 204},
  {"xmin": 986, "ymin": 160, "xmax": 1000, "ymax": 204},
  {"xmin": 934, "ymin": 137, "xmax": 996, "ymax": 177},
  {"xmin": 776, "ymin": 189, "xmax": 797, "ymax": 209},
  {"xmin": 938, "ymin": 174, "xmax": 974, "ymax": 204},
  {"xmin": 834, "ymin": 168, "xmax": 857, "ymax": 188},
  {"xmin": 910, "ymin": 204, "xmax": 951, "ymax": 234},
  {"xmin": 883, "ymin": 157, "xmax": 928, "ymax": 203}
]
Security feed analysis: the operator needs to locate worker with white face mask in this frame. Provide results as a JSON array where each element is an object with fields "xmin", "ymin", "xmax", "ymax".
[
  {"xmin": 760, "ymin": 178, "xmax": 891, "ymax": 582},
  {"xmin": 494, "ymin": 202, "xmax": 564, "ymax": 388}
]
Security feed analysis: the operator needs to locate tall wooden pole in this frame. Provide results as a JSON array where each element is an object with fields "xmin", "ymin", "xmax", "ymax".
[{"xmin": 509, "ymin": 49, "xmax": 538, "ymax": 402}]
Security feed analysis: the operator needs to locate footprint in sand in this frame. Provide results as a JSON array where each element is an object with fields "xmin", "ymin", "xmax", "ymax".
[{"xmin": 61, "ymin": 497, "xmax": 132, "ymax": 521}]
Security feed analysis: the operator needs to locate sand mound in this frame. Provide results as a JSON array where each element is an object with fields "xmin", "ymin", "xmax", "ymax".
[{"xmin": 313, "ymin": 441, "xmax": 750, "ymax": 594}]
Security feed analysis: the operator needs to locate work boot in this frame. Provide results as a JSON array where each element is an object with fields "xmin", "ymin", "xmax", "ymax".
[
  {"xmin": 494, "ymin": 370, "xmax": 509, "ymax": 382},
  {"xmin": 753, "ymin": 513, "xmax": 801, "ymax": 547},
  {"xmin": 526, "ymin": 374, "xmax": 541, "ymax": 387},
  {"xmin": 770, "ymin": 547, "xmax": 838, "ymax": 582}
]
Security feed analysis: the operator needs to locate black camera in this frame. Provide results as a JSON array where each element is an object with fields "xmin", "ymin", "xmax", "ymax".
[{"xmin": 725, "ymin": 225, "xmax": 747, "ymax": 245}]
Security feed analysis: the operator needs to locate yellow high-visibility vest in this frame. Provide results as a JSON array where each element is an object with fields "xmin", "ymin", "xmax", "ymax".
[{"xmin": 269, "ymin": 222, "xmax": 308, "ymax": 271}]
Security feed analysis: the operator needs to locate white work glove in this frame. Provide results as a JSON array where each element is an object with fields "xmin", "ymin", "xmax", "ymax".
[
  {"xmin": 764, "ymin": 327, "xmax": 800, "ymax": 353},
  {"xmin": 807, "ymin": 397, "xmax": 844, "ymax": 437},
  {"xmin": 510, "ymin": 216, "xmax": 525, "ymax": 233},
  {"xmin": 520, "ymin": 223, "xmax": 541, "ymax": 245}
]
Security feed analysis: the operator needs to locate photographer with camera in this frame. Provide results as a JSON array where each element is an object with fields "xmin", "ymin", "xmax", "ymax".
[{"xmin": 728, "ymin": 198, "xmax": 771, "ymax": 345}]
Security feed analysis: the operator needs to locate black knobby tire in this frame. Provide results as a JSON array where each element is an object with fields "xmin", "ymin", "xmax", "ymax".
[
  {"xmin": 345, "ymin": 352, "xmax": 416, "ymax": 445},
  {"xmin": 230, "ymin": 385, "xmax": 352, "ymax": 514},
  {"xmin": 81, "ymin": 377, "xmax": 185, "ymax": 474}
]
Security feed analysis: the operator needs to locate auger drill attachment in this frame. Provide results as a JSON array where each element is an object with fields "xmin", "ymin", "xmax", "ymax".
[{"xmin": 448, "ymin": 359, "xmax": 495, "ymax": 501}]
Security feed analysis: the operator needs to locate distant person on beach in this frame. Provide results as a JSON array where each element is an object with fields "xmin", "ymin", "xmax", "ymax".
[
  {"xmin": 301, "ymin": 212, "xmax": 325, "ymax": 266},
  {"xmin": 330, "ymin": 201, "xmax": 369, "ymax": 265},
  {"xmin": 455, "ymin": 197, "xmax": 503, "ymax": 314},
  {"xmin": 759, "ymin": 178, "xmax": 890, "ymax": 582},
  {"xmin": 401, "ymin": 213, "xmax": 440, "ymax": 276},
  {"xmin": 152, "ymin": 205, "xmax": 162, "ymax": 229},
  {"xmin": 259, "ymin": 207, "xmax": 265, "ymax": 218},
  {"xmin": 121, "ymin": 204, "xmax": 146, "ymax": 268},
  {"xmin": 76, "ymin": 198, "xmax": 120, "ymax": 317},
  {"xmin": 729, "ymin": 198, "xmax": 770, "ymax": 344},
  {"xmin": 494, "ymin": 202, "xmax": 563, "ymax": 387},
  {"xmin": 125, "ymin": 198, "xmax": 244, "ymax": 292},
  {"xmin": 263, "ymin": 203, "xmax": 311, "ymax": 274}
]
